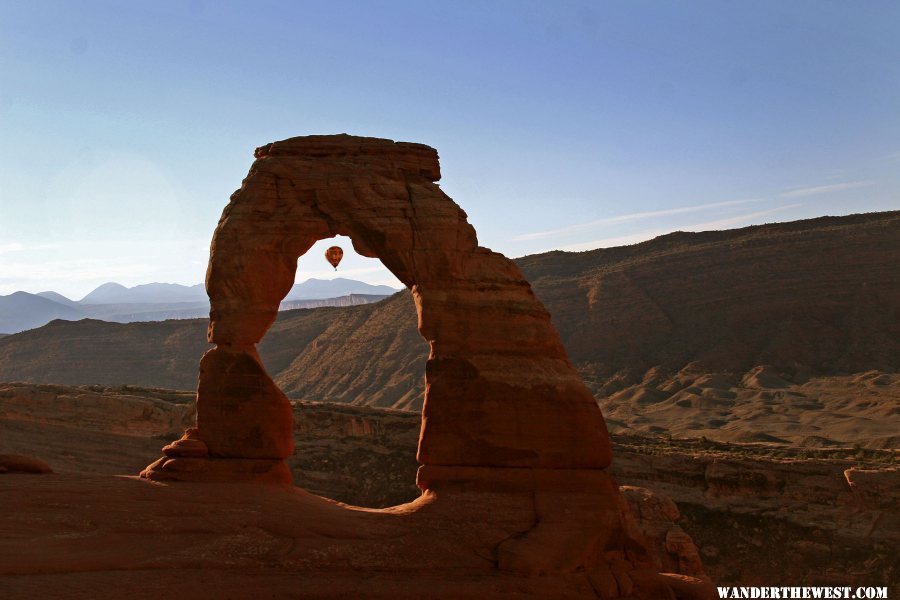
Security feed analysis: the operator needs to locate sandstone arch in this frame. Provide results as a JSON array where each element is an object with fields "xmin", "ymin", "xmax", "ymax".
[
  {"xmin": 139, "ymin": 136, "xmax": 714, "ymax": 596},
  {"xmin": 145, "ymin": 134, "xmax": 611, "ymax": 487}
]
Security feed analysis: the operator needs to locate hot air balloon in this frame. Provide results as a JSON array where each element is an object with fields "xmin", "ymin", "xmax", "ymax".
[{"xmin": 325, "ymin": 246, "xmax": 344, "ymax": 270}]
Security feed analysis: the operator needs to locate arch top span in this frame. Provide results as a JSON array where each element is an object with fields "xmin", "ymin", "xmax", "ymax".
[
  {"xmin": 253, "ymin": 134, "xmax": 442, "ymax": 181},
  {"xmin": 146, "ymin": 133, "xmax": 612, "ymax": 486}
]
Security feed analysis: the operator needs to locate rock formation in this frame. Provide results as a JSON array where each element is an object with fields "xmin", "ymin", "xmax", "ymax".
[
  {"xmin": 140, "ymin": 135, "xmax": 710, "ymax": 597},
  {"xmin": 4, "ymin": 382, "xmax": 896, "ymax": 591},
  {"xmin": 611, "ymin": 441, "xmax": 899, "ymax": 590},
  {"xmin": 144, "ymin": 135, "xmax": 612, "ymax": 479}
]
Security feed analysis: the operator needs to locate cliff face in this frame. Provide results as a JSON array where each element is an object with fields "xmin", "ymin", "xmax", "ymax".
[
  {"xmin": 0, "ymin": 382, "xmax": 195, "ymax": 437},
  {"xmin": 0, "ymin": 383, "xmax": 195, "ymax": 475},
  {"xmin": 290, "ymin": 401, "xmax": 421, "ymax": 507}
]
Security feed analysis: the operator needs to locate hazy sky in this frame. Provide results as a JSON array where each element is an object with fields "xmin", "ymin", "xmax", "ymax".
[{"xmin": 1, "ymin": 1, "xmax": 898, "ymax": 299}]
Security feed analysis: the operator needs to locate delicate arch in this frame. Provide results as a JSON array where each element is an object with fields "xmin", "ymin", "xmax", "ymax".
[
  {"xmin": 148, "ymin": 134, "xmax": 611, "ymax": 488},
  {"xmin": 137, "ymin": 136, "xmax": 716, "ymax": 599}
]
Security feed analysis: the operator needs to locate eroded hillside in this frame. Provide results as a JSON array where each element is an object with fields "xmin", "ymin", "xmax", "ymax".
[{"xmin": 0, "ymin": 212, "xmax": 897, "ymax": 446}]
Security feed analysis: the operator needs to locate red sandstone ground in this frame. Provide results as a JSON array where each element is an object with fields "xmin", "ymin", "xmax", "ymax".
[
  {"xmin": 2, "ymin": 390, "xmax": 716, "ymax": 599},
  {"xmin": 2, "ymin": 473, "xmax": 626, "ymax": 599},
  {"xmin": 2, "ymin": 383, "xmax": 897, "ymax": 594}
]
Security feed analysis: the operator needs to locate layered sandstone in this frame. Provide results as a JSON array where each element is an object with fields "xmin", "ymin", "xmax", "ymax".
[
  {"xmin": 2, "ymin": 383, "xmax": 711, "ymax": 597},
  {"xmin": 138, "ymin": 135, "xmax": 702, "ymax": 596},
  {"xmin": 0, "ymin": 382, "xmax": 194, "ymax": 437},
  {"xmin": 144, "ymin": 135, "xmax": 612, "ymax": 479}
]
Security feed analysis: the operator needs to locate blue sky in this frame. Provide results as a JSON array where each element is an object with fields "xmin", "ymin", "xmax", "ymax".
[{"xmin": 1, "ymin": 1, "xmax": 898, "ymax": 298}]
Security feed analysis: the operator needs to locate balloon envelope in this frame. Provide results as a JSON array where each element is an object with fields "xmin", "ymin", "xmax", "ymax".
[{"xmin": 325, "ymin": 246, "xmax": 344, "ymax": 270}]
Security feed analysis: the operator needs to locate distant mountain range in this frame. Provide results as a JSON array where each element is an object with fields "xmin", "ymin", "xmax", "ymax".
[
  {"xmin": 0, "ymin": 292, "xmax": 86, "ymax": 334},
  {"xmin": 78, "ymin": 282, "xmax": 207, "ymax": 305},
  {"xmin": 0, "ymin": 278, "xmax": 400, "ymax": 334},
  {"xmin": 285, "ymin": 278, "xmax": 399, "ymax": 301}
]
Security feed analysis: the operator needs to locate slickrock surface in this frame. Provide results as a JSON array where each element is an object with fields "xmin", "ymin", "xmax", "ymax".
[
  {"xmin": 137, "ymin": 135, "xmax": 697, "ymax": 597},
  {"xmin": 0, "ymin": 473, "xmax": 712, "ymax": 600},
  {"xmin": 1, "ymin": 383, "xmax": 710, "ymax": 598},
  {"xmin": 4, "ymin": 383, "xmax": 896, "ymax": 593}
]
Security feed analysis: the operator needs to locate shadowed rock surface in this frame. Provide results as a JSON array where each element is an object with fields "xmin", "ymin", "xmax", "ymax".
[
  {"xmin": 2, "ymin": 382, "xmax": 896, "ymax": 592},
  {"xmin": 2, "ymin": 384, "xmax": 709, "ymax": 590},
  {"xmin": 133, "ymin": 135, "xmax": 698, "ymax": 598}
]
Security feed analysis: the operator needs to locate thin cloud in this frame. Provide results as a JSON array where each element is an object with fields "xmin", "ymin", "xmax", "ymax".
[
  {"xmin": 514, "ymin": 198, "xmax": 760, "ymax": 241},
  {"xmin": 556, "ymin": 204, "xmax": 803, "ymax": 252},
  {"xmin": 0, "ymin": 242, "xmax": 60, "ymax": 254},
  {"xmin": 779, "ymin": 180, "xmax": 874, "ymax": 198},
  {"xmin": 0, "ymin": 259, "xmax": 157, "ymax": 283}
]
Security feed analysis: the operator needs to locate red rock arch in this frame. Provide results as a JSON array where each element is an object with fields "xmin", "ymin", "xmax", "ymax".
[
  {"xmin": 139, "ymin": 136, "xmax": 717, "ymax": 597},
  {"xmin": 144, "ymin": 134, "xmax": 611, "ymax": 488}
]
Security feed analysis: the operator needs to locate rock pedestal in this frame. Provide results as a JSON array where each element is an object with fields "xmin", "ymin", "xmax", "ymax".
[{"xmin": 141, "ymin": 135, "xmax": 711, "ymax": 598}]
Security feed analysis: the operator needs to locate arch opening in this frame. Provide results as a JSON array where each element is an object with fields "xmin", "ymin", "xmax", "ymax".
[
  {"xmin": 256, "ymin": 234, "xmax": 427, "ymax": 507},
  {"xmin": 267, "ymin": 235, "xmax": 423, "ymax": 410},
  {"xmin": 143, "ymin": 134, "xmax": 613, "ymax": 493}
]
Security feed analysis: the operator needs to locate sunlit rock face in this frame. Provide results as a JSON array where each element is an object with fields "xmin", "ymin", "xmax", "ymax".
[
  {"xmin": 139, "ymin": 135, "xmax": 712, "ymax": 597},
  {"xmin": 146, "ymin": 134, "xmax": 611, "ymax": 481}
]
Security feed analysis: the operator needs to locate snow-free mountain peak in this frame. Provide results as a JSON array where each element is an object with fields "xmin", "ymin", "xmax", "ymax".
[
  {"xmin": 36, "ymin": 291, "xmax": 79, "ymax": 306},
  {"xmin": 285, "ymin": 278, "xmax": 401, "ymax": 300}
]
